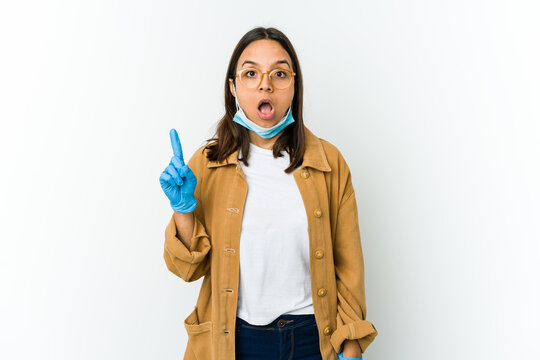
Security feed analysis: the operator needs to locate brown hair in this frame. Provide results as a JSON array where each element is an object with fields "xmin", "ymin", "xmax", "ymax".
[{"xmin": 203, "ymin": 26, "xmax": 305, "ymax": 174}]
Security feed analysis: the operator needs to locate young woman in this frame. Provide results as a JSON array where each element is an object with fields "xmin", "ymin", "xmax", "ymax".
[{"xmin": 159, "ymin": 27, "xmax": 377, "ymax": 360}]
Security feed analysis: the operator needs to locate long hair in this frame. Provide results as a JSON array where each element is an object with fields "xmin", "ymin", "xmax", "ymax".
[{"xmin": 204, "ymin": 26, "xmax": 305, "ymax": 174}]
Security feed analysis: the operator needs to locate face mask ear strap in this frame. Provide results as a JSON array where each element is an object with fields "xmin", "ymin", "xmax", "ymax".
[{"xmin": 233, "ymin": 83, "xmax": 239, "ymax": 111}]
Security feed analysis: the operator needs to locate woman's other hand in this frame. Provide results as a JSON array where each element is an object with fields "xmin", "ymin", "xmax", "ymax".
[
  {"xmin": 339, "ymin": 339, "xmax": 363, "ymax": 359},
  {"xmin": 338, "ymin": 351, "xmax": 362, "ymax": 360}
]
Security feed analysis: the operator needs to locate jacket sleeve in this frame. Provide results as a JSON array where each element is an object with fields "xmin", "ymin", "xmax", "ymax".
[
  {"xmin": 163, "ymin": 146, "xmax": 211, "ymax": 282},
  {"xmin": 330, "ymin": 157, "xmax": 378, "ymax": 355}
]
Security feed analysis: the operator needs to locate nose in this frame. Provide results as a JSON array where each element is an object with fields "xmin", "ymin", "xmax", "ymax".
[{"xmin": 259, "ymin": 72, "xmax": 273, "ymax": 91}]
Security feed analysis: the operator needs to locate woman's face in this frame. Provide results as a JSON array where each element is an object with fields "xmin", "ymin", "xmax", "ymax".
[{"xmin": 229, "ymin": 39, "xmax": 295, "ymax": 129}]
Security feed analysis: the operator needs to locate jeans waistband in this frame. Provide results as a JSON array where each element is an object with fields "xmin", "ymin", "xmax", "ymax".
[{"xmin": 236, "ymin": 314, "xmax": 316, "ymax": 331}]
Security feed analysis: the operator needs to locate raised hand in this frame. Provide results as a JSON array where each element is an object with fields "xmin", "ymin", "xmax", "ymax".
[{"xmin": 159, "ymin": 129, "xmax": 198, "ymax": 213}]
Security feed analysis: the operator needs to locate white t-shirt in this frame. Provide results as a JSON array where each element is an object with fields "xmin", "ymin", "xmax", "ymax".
[{"xmin": 235, "ymin": 142, "xmax": 314, "ymax": 325}]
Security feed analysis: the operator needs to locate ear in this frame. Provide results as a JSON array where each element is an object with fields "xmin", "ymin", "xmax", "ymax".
[{"xmin": 228, "ymin": 78, "xmax": 236, "ymax": 98}]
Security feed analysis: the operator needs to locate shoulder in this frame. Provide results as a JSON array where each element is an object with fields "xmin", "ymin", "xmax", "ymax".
[
  {"xmin": 189, "ymin": 142, "xmax": 216, "ymax": 163},
  {"xmin": 316, "ymin": 137, "xmax": 357, "ymax": 202},
  {"xmin": 191, "ymin": 143, "xmax": 211, "ymax": 160},
  {"xmin": 186, "ymin": 142, "xmax": 215, "ymax": 177},
  {"xmin": 317, "ymin": 137, "xmax": 351, "ymax": 174},
  {"xmin": 318, "ymin": 137, "xmax": 341, "ymax": 157}
]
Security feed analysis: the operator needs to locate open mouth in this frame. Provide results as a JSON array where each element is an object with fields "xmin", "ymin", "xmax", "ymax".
[{"xmin": 257, "ymin": 101, "xmax": 275, "ymax": 119}]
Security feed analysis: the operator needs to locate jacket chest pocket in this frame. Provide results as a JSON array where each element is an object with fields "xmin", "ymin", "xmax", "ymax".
[{"xmin": 184, "ymin": 306, "xmax": 213, "ymax": 360}]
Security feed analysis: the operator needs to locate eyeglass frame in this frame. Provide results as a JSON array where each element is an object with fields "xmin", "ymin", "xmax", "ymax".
[{"xmin": 233, "ymin": 67, "xmax": 296, "ymax": 90}]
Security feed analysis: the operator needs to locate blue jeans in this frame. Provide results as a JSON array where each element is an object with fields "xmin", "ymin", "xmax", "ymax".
[{"xmin": 235, "ymin": 314, "xmax": 323, "ymax": 360}]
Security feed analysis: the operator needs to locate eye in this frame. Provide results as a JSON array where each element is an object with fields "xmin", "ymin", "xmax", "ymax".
[
  {"xmin": 246, "ymin": 70, "xmax": 257, "ymax": 77},
  {"xmin": 274, "ymin": 70, "xmax": 287, "ymax": 78}
]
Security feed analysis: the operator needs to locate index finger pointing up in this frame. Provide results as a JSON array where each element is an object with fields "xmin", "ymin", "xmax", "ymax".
[{"xmin": 169, "ymin": 128, "xmax": 185, "ymax": 166}]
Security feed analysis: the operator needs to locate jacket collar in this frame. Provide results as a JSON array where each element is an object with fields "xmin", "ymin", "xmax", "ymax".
[{"xmin": 207, "ymin": 125, "xmax": 332, "ymax": 172}]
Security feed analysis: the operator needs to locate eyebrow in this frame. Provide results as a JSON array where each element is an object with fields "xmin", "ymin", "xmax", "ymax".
[{"xmin": 241, "ymin": 59, "xmax": 291, "ymax": 69}]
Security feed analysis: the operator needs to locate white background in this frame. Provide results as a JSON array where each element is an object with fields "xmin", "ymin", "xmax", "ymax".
[{"xmin": 1, "ymin": 1, "xmax": 539, "ymax": 359}]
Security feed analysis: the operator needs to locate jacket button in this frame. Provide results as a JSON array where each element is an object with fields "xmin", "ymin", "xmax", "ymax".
[
  {"xmin": 317, "ymin": 288, "xmax": 327, "ymax": 297},
  {"xmin": 314, "ymin": 209, "xmax": 322, "ymax": 217},
  {"xmin": 323, "ymin": 326, "xmax": 332, "ymax": 335},
  {"xmin": 315, "ymin": 250, "xmax": 324, "ymax": 259},
  {"xmin": 301, "ymin": 170, "xmax": 310, "ymax": 179}
]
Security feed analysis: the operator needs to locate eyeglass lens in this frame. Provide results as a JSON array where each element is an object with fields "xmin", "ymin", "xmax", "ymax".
[{"xmin": 240, "ymin": 68, "xmax": 293, "ymax": 89}]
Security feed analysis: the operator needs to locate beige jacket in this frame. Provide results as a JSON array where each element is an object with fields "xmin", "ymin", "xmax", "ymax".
[{"xmin": 163, "ymin": 125, "xmax": 378, "ymax": 360}]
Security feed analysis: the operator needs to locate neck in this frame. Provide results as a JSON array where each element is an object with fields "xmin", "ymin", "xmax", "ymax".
[{"xmin": 248, "ymin": 130, "xmax": 283, "ymax": 149}]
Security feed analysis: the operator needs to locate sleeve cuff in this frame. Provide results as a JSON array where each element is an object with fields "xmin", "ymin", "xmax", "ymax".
[
  {"xmin": 164, "ymin": 212, "xmax": 211, "ymax": 264},
  {"xmin": 330, "ymin": 319, "xmax": 378, "ymax": 355}
]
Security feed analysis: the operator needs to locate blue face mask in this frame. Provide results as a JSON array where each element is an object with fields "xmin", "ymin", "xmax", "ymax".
[{"xmin": 232, "ymin": 84, "xmax": 295, "ymax": 139}]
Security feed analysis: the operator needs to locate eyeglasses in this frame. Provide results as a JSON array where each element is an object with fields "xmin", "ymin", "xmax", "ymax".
[{"xmin": 235, "ymin": 67, "xmax": 296, "ymax": 90}]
